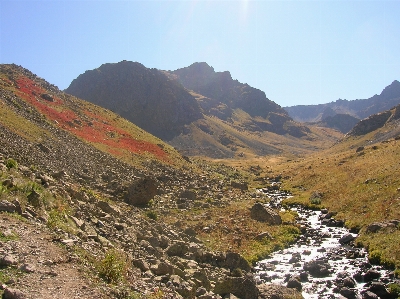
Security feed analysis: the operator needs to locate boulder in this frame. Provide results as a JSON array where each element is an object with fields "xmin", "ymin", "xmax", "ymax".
[
  {"xmin": 339, "ymin": 233, "xmax": 356, "ymax": 245},
  {"xmin": 3, "ymin": 288, "xmax": 27, "ymax": 299},
  {"xmin": 166, "ymin": 241, "xmax": 189, "ymax": 257},
  {"xmin": 250, "ymin": 203, "xmax": 282, "ymax": 225},
  {"xmin": 124, "ymin": 176, "xmax": 158, "ymax": 206},
  {"xmin": 224, "ymin": 252, "xmax": 251, "ymax": 272},
  {"xmin": 0, "ymin": 200, "xmax": 17, "ymax": 213},
  {"xmin": 303, "ymin": 259, "xmax": 331, "ymax": 277},
  {"xmin": 214, "ymin": 274, "xmax": 259, "ymax": 299},
  {"xmin": 287, "ymin": 277, "xmax": 302, "ymax": 291}
]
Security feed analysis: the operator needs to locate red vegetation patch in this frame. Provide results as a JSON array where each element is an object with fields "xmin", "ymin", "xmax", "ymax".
[{"xmin": 15, "ymin": 76, "xmax": 168, "ymax": 160}]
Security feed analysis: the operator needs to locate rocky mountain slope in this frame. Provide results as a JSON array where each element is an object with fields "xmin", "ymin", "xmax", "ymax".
[
  {"xmin": 285, "ymin": 80, "xmax": 400, "ymax": 127},
  {"xmin": 66, "ymin": 61, "xmax": 340, "ymax": 158},
  {"xmin": 0, "ymin": 63, "xmax": 305, "ymax": 298},
  {"xmin": 65, "ymin": 61, "xmax": 203, "ymax": 141}
]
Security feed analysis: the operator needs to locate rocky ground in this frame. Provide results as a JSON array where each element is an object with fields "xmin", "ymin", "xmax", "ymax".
[{"xmin": 0, "ymin": 147, "xmax": 303, "ymax": 299}]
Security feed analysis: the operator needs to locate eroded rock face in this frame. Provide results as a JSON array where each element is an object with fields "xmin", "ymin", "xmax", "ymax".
[
  {"xmin": 250, "ymin": 202, "xmax": 282, "ymax": 225},
  {"xmin": 124, "ymin": 176, "xmax": 158, "ymax": 206}
]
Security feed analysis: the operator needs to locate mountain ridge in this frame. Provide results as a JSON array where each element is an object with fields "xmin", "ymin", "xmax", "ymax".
[{"xmin": 284, "ymin": 80, "xmax": 400, "ymax": 124}]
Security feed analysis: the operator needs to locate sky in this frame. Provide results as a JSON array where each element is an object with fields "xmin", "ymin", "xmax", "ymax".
[{"xmin": 0, "ymin": 0, "xmax": 399, "ymax": 107}]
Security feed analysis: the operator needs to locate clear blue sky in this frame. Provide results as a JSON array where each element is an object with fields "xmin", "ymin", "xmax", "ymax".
[{"xmin": 1, "ymin": 0, "xmax": 399, "ymax": 107}]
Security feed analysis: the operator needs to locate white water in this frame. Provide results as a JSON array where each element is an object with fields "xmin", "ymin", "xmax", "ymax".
[{"xmin": 255, "ymin": 189, "xmax": 395, "ymax": 299}]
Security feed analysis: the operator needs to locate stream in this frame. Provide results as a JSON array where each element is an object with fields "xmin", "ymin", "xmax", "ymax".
[{"xmin": 254, "ymin": 186, "xmax": 398, "ymax": 299}]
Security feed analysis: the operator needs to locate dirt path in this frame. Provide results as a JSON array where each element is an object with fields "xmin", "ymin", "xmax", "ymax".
[{"xmin": 0, "ymin": 213, "xmax": 105, "ymax": 299}]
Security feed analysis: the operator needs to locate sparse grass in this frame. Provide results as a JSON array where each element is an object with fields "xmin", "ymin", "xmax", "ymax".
[
  {"xmin": 97, "ymin": 249, "xmax": 129, "ymax": 284},
  {"xmin": 262, "ymin": 137, "xmax": 400, "ymax": 270}
]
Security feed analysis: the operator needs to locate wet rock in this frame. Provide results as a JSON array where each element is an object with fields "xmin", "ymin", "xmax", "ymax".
[
  {"xmin": 361, "ymin": 291, "xmax": 379, "ymax": 299},
  {"xmin": 339, "ymin": 233, "xmax": 355, "ymax": 245},
  {"xmin": 363, "ymin": 270, "xmax": 381, "ymax": 282},
  {"xmin": 250, "ymin": 203, "xmax": 282, "ymax": 225},
  {"xmin": 366, "ymin": 282, "xmax": 390, "ymax": 299},
  {"xmin": 343, "ymin": 277, "xmax": 357, "ymax": 288},
  {"xmin": 303, "ymin": 259, "xmax": 331, "ymax": 277},
  {"xmin": 340, "ymin": 287, "xmax": 358, "ymax": 299},
  {"xmin": 287, "ymin": 277, "xmax": 302, "ymax": 291}
]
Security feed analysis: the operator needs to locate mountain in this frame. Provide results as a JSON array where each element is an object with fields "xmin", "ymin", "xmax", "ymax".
[
  {"xmin": 284, "ymin": 80, "xmax": 400, "ymax": 125},
  {"xmin": 65, "ymin": 61, "xmax": 203, "ymax": 140},
  {"xmin": 67, "ymin": 61, "xmax": 339, "ymax": 158},
  {"xmin": 168, "ymin": 62, "xmax": 285, "ymax": 119}
]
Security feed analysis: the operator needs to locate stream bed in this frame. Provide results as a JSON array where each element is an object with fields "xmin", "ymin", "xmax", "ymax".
[{"xmin": 254, "ymin": 188, "xmax": 399, "ymax": 299}]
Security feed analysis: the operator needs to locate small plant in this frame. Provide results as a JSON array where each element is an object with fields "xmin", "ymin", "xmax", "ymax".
[
  {"xmin": 5, "ymin": 158, "xmax": 17, "ymax": 170},
  {"xmin": 388, "ymin": 283, "xmax": 400, "ymax": 298},
  {"xmin": 145, "ymin": 210, "xmax": 158, "ymax": 221},
  {"xmin": 231, "ymin": 268, "xmax": 243, "ymax": 277},
  {"xmin": 0, "ymin": 230, "xmax": 18, "ymax": 242},
  {"xmin": 368, "ymin": 250, "xmax": 382, "ymax": 264},
  {"xmin": 97, "ymin": 249, "xmax": 128, "ymax": 284}
]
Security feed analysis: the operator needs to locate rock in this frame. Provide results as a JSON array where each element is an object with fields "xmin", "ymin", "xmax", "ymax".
[
  {"xmin": 151, "ymin": 261, "xmax": 174, "ymax": 276},
  {"xmin": 257, "ymin": 284, "xmax": 303, "ymax": 299},
  {"xmin": 132, "ymin": 259, "xmax": 150, "ymax": 272},
  {"xmin": 0, "ymin": 255, "xmax": 18, "ymax": 267},
  {"xmin": 340, "ymin": 287, "xmax": 358, "ymax": 299},
  {"xmin": 224, "ymin": 252, "xmax": 251, "ymax": 272},
  {"xmin": 250, "ymin": 203, "xmax": 282, "ymax": 225},
  {"xmin": 361, "ymin": 291, "xmax": 379, "ymax": 299},
  {"xmin": 287, "ymin": 277, "xmax": 302, "ymax": 291},
  {"xmin": 27, "ymin": 190, "xmax": 42, "ymax": 208},
  {"xmin": 3, "ymin": 288, "xmax": 27, "ymax": 299},
  {"xmin": 343, "ymin": 277, "xmax": 356, "ymax": 288},
  {"xmin": 166, "ymin": 241, "xmax": 189, "ymax": 257},
  {"xmin": 255, "ymin": 231, "xmax": 272, "ymax": 241},
  {"xmin": 339, "ymin": 233, "xmax": 355, "ymax": 245},
  {"xmin": 356, "ymin": 146, "xmax": 365, "ymax": 153},
  {"xmin": 124, "ymin": 176, "xmax": 158, "ymax": 206},
  {"xmin": 230, "ymin": 181, "xmax": 248, "ymax": 191},
  {"xmin": 366, "ymin": 282, "xmax": 390, "ymax": 298},
  {"xmin": 366, "ymin": 222, "xmax": 387, "ymax": 233},
  {"xmin": 179, "ymin": 189, "xmax": 197, "ymax": 201},
  {"xmin": 19, "ymin": 263, "xmax": 35, "ymax": 273},
  {"xmin": 363, "ymin": 270, "xmax": 381, "ymax": 282},
  {"xmin": 214, "ymin": 274, "xmax": 259, "ymax": 299},
  {"xmin": 303, "ymin": 259, "xmax": 331, "ymax": 277},
  {"xmin": 97, "ymin": 201, "xmax": 120, "ymax": 216},
  {"xmin": 40, "ymin": 93, "xmax": 54, "ymax": 101},
  {"xmin": 0, "ymin": 200, "xmax": 17, "ymax": 213}
]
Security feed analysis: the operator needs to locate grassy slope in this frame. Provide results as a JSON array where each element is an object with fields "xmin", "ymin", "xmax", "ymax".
[
  {"xmin": 255, "ymin": 132, "xmax": 400, "ymax": 269},
  {"xmin": 0, "ymin": 64, "xmax": 187, "ymax": 170}
]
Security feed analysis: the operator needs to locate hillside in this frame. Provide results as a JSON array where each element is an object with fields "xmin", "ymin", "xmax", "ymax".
[
  {"xmin": 66, "ymin": 61, "xmax": 340, "ymax": 158},
  {"xmin": 285, "ymin": 80, "xmax": 400, "ymax": 127},
  {"xmin": 65, "ymin": 61, "xmax": 203, "ymax": 141}
]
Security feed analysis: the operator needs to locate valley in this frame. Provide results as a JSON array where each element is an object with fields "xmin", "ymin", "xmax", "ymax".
[{"xmin": 0, "ymin": 62, "xmax": 399, "ymax": 299}]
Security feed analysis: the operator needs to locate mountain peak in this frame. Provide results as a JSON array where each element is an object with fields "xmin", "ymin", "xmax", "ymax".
[{"xmin": 379, "ymin": 80, "xmax": 400, "ymax": 100}]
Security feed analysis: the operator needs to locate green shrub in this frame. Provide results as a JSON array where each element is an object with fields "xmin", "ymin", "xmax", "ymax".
[
  {"xmin": 97, "ymin": 249, "xmax": 128, "ymax": 284},
  {"xmin": 369, "ymin": 250, "xmax": 382, "ymax": 264},
  {"xmin": 145, "ymin": 210, "xmax": 158, "ymax": 221},
  {"xmin": 5, "ymin": 158, "xmax": 17, "ymax": 170}
]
